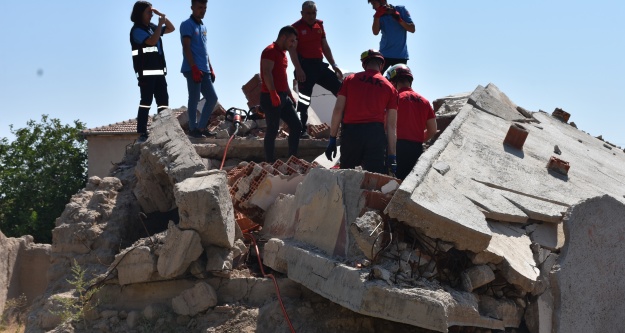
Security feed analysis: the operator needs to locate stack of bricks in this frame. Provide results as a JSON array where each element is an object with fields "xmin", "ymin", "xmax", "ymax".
[
  {"xmin": 308, "ymin": 123, "xmax": 331, "ymax": 139},
  {"xmin": 227, "ymin": 157, "xmax": 319, "ymax": 223},
  {"xmin": 242, "ymin": 74, "xmax": 262, "ymax": 109}
]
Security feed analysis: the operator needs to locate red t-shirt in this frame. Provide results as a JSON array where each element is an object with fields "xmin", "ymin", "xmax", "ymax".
[
  {"xmin": 339, "ymin": 69, "xmax": 398, "ymax": 124},
  {"xmin": 396, "ymin": 87, "xmax": 435, "ymax": 142},
  {"xmin": 260, "ymin": 42, "xmax": 289, "ymax": 93},
  {"xmin": 292, "ymin": 19, "xmax": 326, "ymax": 59}
]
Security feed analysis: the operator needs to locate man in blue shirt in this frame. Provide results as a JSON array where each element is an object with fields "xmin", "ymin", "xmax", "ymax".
[
  {"xmin": 180, "ymin": 0, "xmax": 218, "ymax": 138},
  {"xmin": 368, "ymin": 0, "xmax": 415, "ymax": 73},
  {"xmin": 130, "ymin": 1, "xmax": 175, "ymax": 142}
]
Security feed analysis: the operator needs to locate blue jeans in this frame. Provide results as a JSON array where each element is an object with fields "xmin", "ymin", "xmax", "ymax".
[{"xmin": 183, "ymin": 71, "xmax": 218, "ymax": 131}]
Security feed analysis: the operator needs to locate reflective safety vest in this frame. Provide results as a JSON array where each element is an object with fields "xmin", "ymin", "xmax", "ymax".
[{"xmin": 130, "ymin": 23, "xmax": 167, "ymax": 79}]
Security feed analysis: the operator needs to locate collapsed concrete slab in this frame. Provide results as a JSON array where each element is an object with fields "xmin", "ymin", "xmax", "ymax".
[
  {"xmin": 134, "ymin": 109, "xmax": 207, "ymax": 213},
  {"xmin": 468, "ymin": 83, "xmax": 528, "ymax": 122},
  {"xmin": 551, "ymin": 195, "xmax": 625, "ymax": 333},
  {"xmin": 174, "ymin": 172, "xmax": 235, "ymax": 248},
  {"xmin": 115, "ymin": 246, "xmax": 157, "ymax": 286},
  {"xmin": 264, "ymin": 238, "xmax": 512, "ymax": 332}
]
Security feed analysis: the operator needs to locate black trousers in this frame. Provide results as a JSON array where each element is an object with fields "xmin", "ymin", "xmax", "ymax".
[
  {"xmin": 137, "ymin": 75, "xmax": 169, "ymax": 134},
  {"xmin": 382, "ymin": 58, "xmax": 408, "ymax": 74},
  {"xmin": 396, "ymin": 139, "xmax": 424, "ymax": 180},
  {"xmin": 260, "ymin": 92, "xmax": 302, "ymax": 163},
  {"xmin": 340, "ymin": 122, "xmax": 387, "ymax": 174},
  {"xmin": 295, "ymin": 59, "xmax": 342, "ymax": 128}
]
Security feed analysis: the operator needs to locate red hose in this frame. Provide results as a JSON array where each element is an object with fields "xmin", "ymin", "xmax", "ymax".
[
  {"xmin": 219, "ymin": 132, "xmax": 236, "ymax": 170},
  {"xmin": 243, "ymin": 233, "xmax": 296, "ymax": 333}
]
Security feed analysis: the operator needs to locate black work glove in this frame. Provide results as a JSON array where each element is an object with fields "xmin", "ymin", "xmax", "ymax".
[
  {"xmin": 388, "ymin": 154, "xmax": 397, "ymax": 175},
  {"xmin": 325, "ymin": 136, "xmax": 337, "ymax": 161}
]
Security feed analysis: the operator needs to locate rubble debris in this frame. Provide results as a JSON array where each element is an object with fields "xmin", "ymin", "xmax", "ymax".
[
  {"xmin": 156, "ymin": 222, "xmax": 203, "ymax": 278},
  {"xmin": 468, "ymin": 83, "xmax": 527, "ymax": 122},
  {"xmin": 174, "ymin": 172, "xmax": 236, "ymax": 248},
  {"xmin": 551, "ymin": 108, "xmax": 570, "ymax": 123},
  {"xmin": 172, "ymin": 282, "xmax": 218, "ymax": 316},
  {"xmin": 554, "ymin": 144, "xmax": 561, "ymax": 155}
]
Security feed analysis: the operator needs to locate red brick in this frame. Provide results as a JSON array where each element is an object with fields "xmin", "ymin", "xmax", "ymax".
[
  {"xmin": 504, "ymin": 123, "xmax": 529, "ymax": 150},
  {"xmin": 552, "ymin": 108, "xmax": 571, "ymax": 123},
  {"xmin": 547, "ymin": 156, "xmax": 570, "ymax": 175},
  {"xmin": 241, "ymin": 74, "xmax": 261, "ymax": 94}
]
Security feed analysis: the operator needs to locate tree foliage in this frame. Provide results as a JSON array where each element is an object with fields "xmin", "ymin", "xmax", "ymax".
[{"xmin": 0, "ymin": 115, "xmax": 87, "ymax": 243}]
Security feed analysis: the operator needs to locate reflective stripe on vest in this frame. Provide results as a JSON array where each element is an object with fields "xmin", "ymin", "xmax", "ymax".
[
  {"xmin": 142, "ymin": 69, "xmax": 166, "ymax": 76},
  {"xmin": 132, "ymin": 46, "xmax": 159, "ymax": 56}
]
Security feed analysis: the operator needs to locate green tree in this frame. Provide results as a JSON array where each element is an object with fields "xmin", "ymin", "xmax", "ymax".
[{"xmin": 0, "ymin": 115, "xmax": 87, "ymax": 243}]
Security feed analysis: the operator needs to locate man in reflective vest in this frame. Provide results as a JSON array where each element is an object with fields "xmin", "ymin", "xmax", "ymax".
[{"xmin": 130, "ymin": 1, "xmax": 175, "ymax": 142}]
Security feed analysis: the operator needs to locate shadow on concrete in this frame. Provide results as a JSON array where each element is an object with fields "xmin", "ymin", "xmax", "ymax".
[
  {"xmin": 547, "ymin": 169, "xmax": 569, "ymax": 182},
  {"xmin": 503, "ymin": 144, "xmax": 525, "ymax": 159}
]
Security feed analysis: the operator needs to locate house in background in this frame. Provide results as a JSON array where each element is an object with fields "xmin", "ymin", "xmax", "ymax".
[{"xmin": 80, "ymin": 117, "xmax": 148, "ymax": 178}]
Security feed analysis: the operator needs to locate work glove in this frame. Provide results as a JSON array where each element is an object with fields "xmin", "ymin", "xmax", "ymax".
[
  {"xmin": 191, "ymin": 64, "xmax": 203, "ymax": 83},
  {"xmin": 374, "ymin": 6, "xmax": 387, "ymax": 18},
  {"xmin": 390, "ymin": 10, "xmax": 402, "ymax": 22},
  {"xmin": 325, "ymin": 136, "xmax": 337, "ymax": 161},
  {"xmin": 209, "ymin": 64, "xmax": 216, "ymax": 83},
  {"xmin": 269, "ymin": 90, "xmax": 281, "ymax": 107},
  {"xmin": 388, "ymin": 154, "xmax": 397, "ymax": 175}
]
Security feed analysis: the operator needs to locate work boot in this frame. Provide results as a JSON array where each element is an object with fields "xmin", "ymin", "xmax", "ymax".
[
  {"xmin": 189, "ymin": 129, "xmax": 205, "ymax": 138},
  {"xmin": 200, "ymin": 128, "xmax": 217, "ymax": 137},
  {"xmin": 300, "ymin": 130, "xmax": 310, "ymax": 139},
  {"xmin": 137, "ymin": 133, "xmax": 148, "ymax": 143}
]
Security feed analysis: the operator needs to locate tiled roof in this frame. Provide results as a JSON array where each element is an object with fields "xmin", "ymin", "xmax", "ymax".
[{"xmin": 81, "ymin": 109, "xmax": 185, "ymax": 136}]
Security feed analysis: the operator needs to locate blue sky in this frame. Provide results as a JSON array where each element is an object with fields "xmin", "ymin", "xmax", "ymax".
[{"xmin": 1, "ymin": 1, "xmax": 624, "ymax": 147}]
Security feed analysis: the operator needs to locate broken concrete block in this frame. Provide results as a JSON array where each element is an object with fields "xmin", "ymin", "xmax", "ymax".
[
  {"xmin": 483, "ymin": 222, "xmax": 538, "ymax": 293},
  {"xmin": 292, "ymin": 168, "xmax": 363, "ymax": 257},
  {"xmin": 172, "ymin": 282, "xmax": 217, "ymax": 316},
  {"xmin": 205, "ymin": 245, "xmax": 233, "ymax": 277},
  {"xmin": 248, "ymin": 173, "xmax": 306, "ymax": 211},
  {"xmin": 350, "ymin": 211, "xmax": 385, "ymax": 260},
  {"xmin": 116, "ymin": 246, "xmax": 157, "ymax": 285},
  {"xmin": 371, "ymin": 266, "xmax": 392, "ymax": 285},
  {"xmin": 432, "ymin": 161, "xmax": 450, "ymax": 176},
  {"xmin": 551, "ymin": 195, "xmax": 625, "ymax": 333},
  {"xmin": 479, "ymin": 295, "xmax": 523, "ymax": 328},
  {"xmin": 461, "ymin": 265, "xmax": 495, "ymax": 292},
  {"xmin": 524, "ymin": 291, "xmax": 553, "ymax": 333},
  {"xmin": 261, "ymin": 194, "xmax": 297, "ymax": 239},
  {"xmin": 143, "ymin": 303, "xmax": 169, "ymax": 320},
  {"xmin": 175, "ymin": 173, "xmax": 235, "ymax": 248},
  {"xmin": 156, "ymin": 222, "xmax": 203, "ymax": 278},
  {"xmin": 134, "ymin": 109, "xmax": 207, "ymax": 213},
  {"xmin": 126, "ymin": 310, "xmax": 140, "ymax": 328},
  {"xmin": 526, "ymin": 222, "xmax": 565, "ymax": 251}
]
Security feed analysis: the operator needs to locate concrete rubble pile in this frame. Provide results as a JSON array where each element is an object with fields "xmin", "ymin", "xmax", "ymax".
[{"xmin": 2, "ymin": 82, "xmax": 624, "ymax": 333}]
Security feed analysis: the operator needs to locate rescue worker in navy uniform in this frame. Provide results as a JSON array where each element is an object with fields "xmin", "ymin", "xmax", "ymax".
[
  {"xmin": 130, "ymin": 1, "xmax": 175, "ymax": 142},
  {"xmin": 326, "ymin": 50, "xmax": 398, "ymax": 174},
  {"xmin": 289, "ymin": 1, "xmax": 343, "ymax": 138}
]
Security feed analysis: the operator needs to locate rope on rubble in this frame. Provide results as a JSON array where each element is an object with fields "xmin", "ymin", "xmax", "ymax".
[{"xmin": 243, "ymin": 233, "xmax": 296, "ymax": 333}]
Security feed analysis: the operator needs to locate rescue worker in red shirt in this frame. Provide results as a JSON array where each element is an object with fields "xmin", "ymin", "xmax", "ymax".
[
  {"xmin": 289, "ymin": 1, "xmax": 343, "ymax": 138},
  {"xmin": 260, "ymin": 26, "xmax": 302, "ymax": 163},
  {"xmin": 384, "ymin": 64, "xmax": 437, "ymax": 180},
  {"xmin": 326, "ymin": 50, "xmax": 398, "ymax": 175}
]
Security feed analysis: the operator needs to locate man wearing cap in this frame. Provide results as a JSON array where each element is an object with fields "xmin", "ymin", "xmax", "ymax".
[
  {"xmin": 384, "ymin": 64, "xmax": 437, "ymax": 180},
  {"xmin": 325, "ymin": 50, "xmax": 398, "ymax": 175},
  {"xmin": 368, "ymin": 0, "xmax": 415, "ymax": 73},
  {"xmin": 290, "ymin": 1, "xmax": 343, "ymax": 138}
]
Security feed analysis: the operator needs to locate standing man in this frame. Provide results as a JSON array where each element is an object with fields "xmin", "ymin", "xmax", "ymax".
[
  {"xmin": 290, "ymin": 1, "xmax": 343, "ymax": 138},
  {"xmin": 260, "ymin": 26, "xmax": 303, "ymax": 163},
  {"xmin": 368, "ymin": 0, "xmax": 415, "ymax": 73},
  {"xmin": 180, "ymin": 0, "xmax": 218, "ymax": 138},
  {"xmin": 384, "ymin": 64, "xmax": 437, "ymax": 180},
  {"xmin": 326, "ymin": 50, "xmax": 398, "ymax": 175},
  {"xmin": 130, "ymin": 1, "xmax": 175, "ymax": 142}
]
